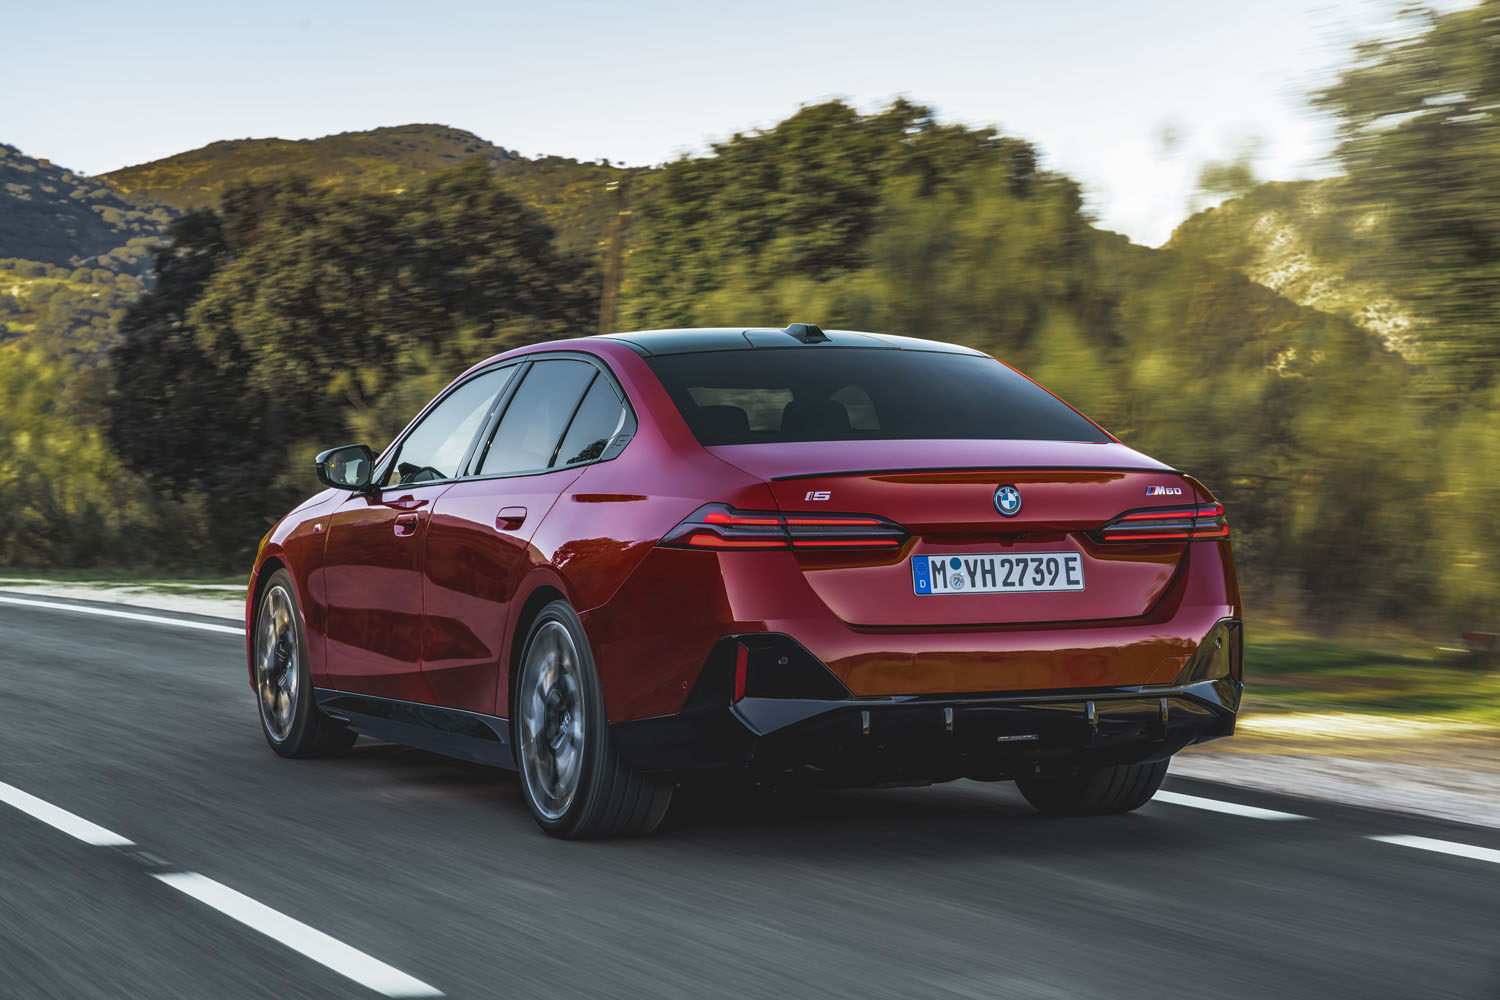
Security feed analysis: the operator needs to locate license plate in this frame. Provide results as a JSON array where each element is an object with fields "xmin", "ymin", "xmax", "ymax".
[{"xmin": 912, "ymin": 553, "xmax": 1084, "ymax": 595}]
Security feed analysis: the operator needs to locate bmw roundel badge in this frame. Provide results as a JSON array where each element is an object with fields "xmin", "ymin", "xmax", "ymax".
[{"xmin": 994, "ymin": 485, "xmax": 1022, "ymax": 517}]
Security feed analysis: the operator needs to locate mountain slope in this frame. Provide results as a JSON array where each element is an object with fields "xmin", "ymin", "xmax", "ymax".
[
  {"xmin": 101, "ymin": 124, "xmax": 520, "ymax": 209},
  {"xmin": 0, "ymin": 144, "xmax": 171, "ymax": 271},
  {"xmin": 101, "ymin": 124, "xmax": 655, "ymax": 255}
]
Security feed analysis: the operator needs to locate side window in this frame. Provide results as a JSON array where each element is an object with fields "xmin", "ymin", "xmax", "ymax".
[
  {"xmin": 478, "ymin": 360, "xmax": 596, "ymax": 476},
  {"xmin": 555, "ymin": 376, "xmax": 625, "ymax": 466},
  {"xmin": 379, "ymin": 367, "xmax": 513, "ymax": 488}
]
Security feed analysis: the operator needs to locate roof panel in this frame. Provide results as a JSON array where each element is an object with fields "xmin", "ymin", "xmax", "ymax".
[{"xmin": 592, "ymin": 327, "xmax": 985, "ymax": 356}]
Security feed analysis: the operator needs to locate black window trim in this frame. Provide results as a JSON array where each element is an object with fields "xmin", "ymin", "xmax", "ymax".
[
  {"xmin": 464, "ymin": 360, "xmax": 535, "ymax": 478},
  {"xmin": 547, "ymin": 370, "xmax": 599, "ymax": 469}
]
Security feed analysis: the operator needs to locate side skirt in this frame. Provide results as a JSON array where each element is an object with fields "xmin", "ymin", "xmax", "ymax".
[{"xmin": 313, "ymin": 689, "xmax": 515, "ymax": 769}]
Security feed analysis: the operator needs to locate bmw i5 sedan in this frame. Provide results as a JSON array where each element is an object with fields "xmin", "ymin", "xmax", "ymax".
[{"xmin": 248, "ymin": 324, "xmax": 1242, "ymax": 838}]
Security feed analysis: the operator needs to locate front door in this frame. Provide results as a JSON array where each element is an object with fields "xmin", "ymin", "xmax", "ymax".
[
  {"xmin": 321, "ymin": 484, "xmax": 450, "ymax": 701},
  {"xmin": 320, "ymin": 365, "xmax": 515, "ymax": 701}
]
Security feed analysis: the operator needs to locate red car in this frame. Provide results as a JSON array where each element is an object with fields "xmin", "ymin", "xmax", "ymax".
[{"xmin": 247, "ymin": 325, "xmax": 1242, "ymax": 838}]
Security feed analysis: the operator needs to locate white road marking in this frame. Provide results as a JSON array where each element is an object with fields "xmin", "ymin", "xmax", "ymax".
[
  {"xmin": 153, "ymin": 873, "xmax": 442, "ymax": 997},
  {"xmin": 1370, "ymin": 834, "xmax": 1500, "ymax": 866},
  {"xmin": 0, "ymin": 594, "xmax": 243, "ymax": 635},
  {"xmin": 1153, "ymin": 790, "xmax": 1309, "ymax": 821},
  {"xmin": 0, "ymin": 781, "xmax": 133, "ymax": 846}
]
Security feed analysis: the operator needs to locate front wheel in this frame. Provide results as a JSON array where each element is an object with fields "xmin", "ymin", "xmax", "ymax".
[
  {"xmin": 1015, "ymin": 760, "xmax": 1169, "ymax": 816},
  {"xmin": 253, "ymin": 569, "xmax": 356, "ymax": 758},
  {"xmin": 514, "ymin": 600, "xmax": 673, "ymax": 838}
]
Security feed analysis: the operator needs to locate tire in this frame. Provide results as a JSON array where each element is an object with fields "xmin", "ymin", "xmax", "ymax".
[
  {"xmin": 253, "ymin": 569, "xmax": 357, "ymax": 758},
  {"xmin": 1015, "ymin": 759, "xmax": 1169, "ymax": 816},
  {"xmin": 514, "ymin": 600, "xmax": 673, "ymax": 838}
]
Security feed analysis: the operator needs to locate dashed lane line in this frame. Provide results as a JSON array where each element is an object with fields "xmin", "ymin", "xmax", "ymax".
[
  {"xmin": 1369, "ymin": 834, "xmax": 1500, "ymax": 866},
  {"xmin": 153, "ymin": 873, "xmax": 442, "ymax": 998},
  {"xmin": 0, "ymin": 594, "xmax": 244, "ymax": 635},
  {"xmin": 0, "ymin": 780, "xmax": 134, "ymax": 846},
  {"xmin": 0, "ymin": 782, "xmax": 441, "ymax": 997},
  {"xmin": 1152, "ymin": 789, "xmax": 1310, "ymax": 821}
]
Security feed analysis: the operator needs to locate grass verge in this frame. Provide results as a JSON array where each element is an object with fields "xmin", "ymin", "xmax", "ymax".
[{"xmin": 1246, "ymin": 633, "xmax": 1500, "ymax": 727}]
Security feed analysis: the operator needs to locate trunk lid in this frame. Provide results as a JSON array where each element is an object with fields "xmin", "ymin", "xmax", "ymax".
[{"xmin": 709, "ymin": 440, "xmax": 1194, "ymax": 628}]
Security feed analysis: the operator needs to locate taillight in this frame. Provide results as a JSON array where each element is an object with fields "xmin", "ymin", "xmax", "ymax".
[
  {"xmin": 1092, "ymin": 502, "xmax": 1229, "ymax": 543},
  {"xmin": 660, "ymin": 504, "xmax": 908, "ymax": 551}
]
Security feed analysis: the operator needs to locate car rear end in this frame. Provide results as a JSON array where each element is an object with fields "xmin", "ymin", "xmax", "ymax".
[{"xmin": 599, "ymin": 332, "xmax": 1241, "ymax": 787}]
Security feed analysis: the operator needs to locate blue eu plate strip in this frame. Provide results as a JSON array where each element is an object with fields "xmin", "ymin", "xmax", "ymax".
[{"xmin": 911, "ymin": 555, "xmax": 931, "ymax": 594}]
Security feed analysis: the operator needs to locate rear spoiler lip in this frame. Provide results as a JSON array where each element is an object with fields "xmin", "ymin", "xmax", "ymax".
[{"xmin": 761, "ymin": 464, "xmax": 1184, "ymax": 482}]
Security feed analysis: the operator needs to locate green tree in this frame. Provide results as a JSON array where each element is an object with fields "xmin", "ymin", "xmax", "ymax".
[
  {"xmin": 106, "ymin": 208, "xmax": 264, "ymax": 566},
  {"xmin": 621, "ymin": 100, "xmax": 1040, "ymax": 328},
  {"xmin": 1314, "ymin": 1, "xmax": 1500, "ymax": 384},
  {"xmin": 108, "ymin": 160, "xmax": 598, "ymax": 564},
  {"xmin": 0, "ymin": 343, "xmax": 202, "ymax": 568}
]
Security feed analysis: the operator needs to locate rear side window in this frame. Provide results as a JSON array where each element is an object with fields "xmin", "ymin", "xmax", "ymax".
[
  {"xmin": 479, "ymin": 360, "xmax": 597, "ymax": 475},
  {"xmin": 555, "ymin": 377, "xmax": 625, "ymax": 466},
  {"xmin": 645, "ymin": 349, "xmax": 1108, "ymax": 446}
]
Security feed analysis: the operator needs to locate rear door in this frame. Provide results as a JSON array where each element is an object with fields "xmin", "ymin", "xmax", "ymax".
[
  {"xmin": 321, "ymin": 366, "xmax": 513, "ymax": 701},
  {"xmin": 420, "ymin": 357, "xmax": 628, "ymax": 715}
]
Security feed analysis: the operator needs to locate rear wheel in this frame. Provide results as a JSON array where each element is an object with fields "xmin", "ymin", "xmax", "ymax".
[
  {"xmin": 254, "ymin": 569, "xmax": 356, "ymax": 758},
  {"xmin": 1015, "ymin": 760, "xmax": 1168, "ymax": 816},
  {"xmin": 514, "ymin": 600, "xmax": 673, "ymax": 838}
]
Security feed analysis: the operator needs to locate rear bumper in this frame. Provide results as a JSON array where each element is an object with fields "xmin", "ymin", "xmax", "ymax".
[
  {"xmin": 611, "ymin": 648, "xmax": 1240, "ymax": 784},
  {"xmin": 587, "ymin": 538, "xmax": 1242, "ymax": 721}
]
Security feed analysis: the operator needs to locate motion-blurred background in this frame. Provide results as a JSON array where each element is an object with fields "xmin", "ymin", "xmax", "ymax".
[{"xmin": 2, "ymin": 2, "xmax": 1498, "ymax": 800}]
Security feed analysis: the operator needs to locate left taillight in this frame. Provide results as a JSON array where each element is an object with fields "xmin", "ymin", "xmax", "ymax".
[
  {"xmin": 1091, "ymin": 502, "xmax": 1229, "ymax": 543},
  {"xmin": 660, "ymin": 503, "xmax": 908, "ymax": 551}
]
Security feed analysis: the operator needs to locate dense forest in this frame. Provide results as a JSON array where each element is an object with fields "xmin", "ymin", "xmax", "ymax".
[{"xmin": 3, "ymin": 3, "xmax": 1499, "ymax": 635}]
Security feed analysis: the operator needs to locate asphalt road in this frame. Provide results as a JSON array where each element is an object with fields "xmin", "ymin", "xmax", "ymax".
[{"xmin": 2, "ymin": 594, "xmax": 1498, "ymax": 1000}]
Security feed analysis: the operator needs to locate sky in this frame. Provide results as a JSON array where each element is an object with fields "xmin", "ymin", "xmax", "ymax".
[{"xmin": 3, "ymin": 0, "xmax": 1470, "ymax": 246}]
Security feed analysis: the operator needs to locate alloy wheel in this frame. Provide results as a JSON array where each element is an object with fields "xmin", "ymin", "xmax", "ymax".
[
  {"xmin": 255, "ymin": 584, "xmax": 300, "ymax": 743},
  {"xmin": 518, "ymin": 620, "xmax": 586, "ymax": 821}
]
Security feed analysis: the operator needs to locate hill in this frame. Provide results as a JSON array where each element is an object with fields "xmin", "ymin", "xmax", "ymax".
[
  {"xmin": 0, "ymin": 144, "xmax": 171, "ymax": 273},
  {"xmin": 0, "ymin": 257, "xmax": 144, "ymax": 359},
  {"xmin": 102, "ymin": 124, "xmax": 520, "ymax": 209},
  {"xmin": 1165, "ymin": 179, "xmax": 1424, "ymax": 358},
  {"xmin": 101, "ymin": 124, "xmax": 655, "ymax": 256}
]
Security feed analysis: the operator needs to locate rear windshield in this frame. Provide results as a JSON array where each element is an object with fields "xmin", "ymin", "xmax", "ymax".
[{"xmin": 645, "ymin": 349, "xmax": 1108, "ymax": 446}]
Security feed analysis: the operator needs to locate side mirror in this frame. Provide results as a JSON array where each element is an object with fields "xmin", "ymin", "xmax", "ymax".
[{"xmin": 315, "ymin": 443, "xmax": 376, "ymax": 493}]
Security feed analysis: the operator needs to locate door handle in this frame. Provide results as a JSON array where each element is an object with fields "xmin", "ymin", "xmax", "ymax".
[
  {"xmin": 394, "ymin": 512, "xmax": 420, "ymax": 537},
  {"xmin": 496, "ymin": 506, "xmax": 528, "ymax": 530}
]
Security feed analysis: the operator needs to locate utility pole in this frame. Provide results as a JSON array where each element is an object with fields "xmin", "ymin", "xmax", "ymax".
[{"xmin": 598, "ymin": 176, "xmax": 629, "ymax": 336}]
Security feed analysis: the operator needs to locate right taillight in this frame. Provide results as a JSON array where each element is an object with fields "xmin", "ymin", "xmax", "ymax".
[
  {"xmin": 1092, "ymin": 502, "xmax": 1229, "ymax": 543},
  {"xmin": 660, "ymin": 503, "xmax": 908, "ymax": 551}
]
